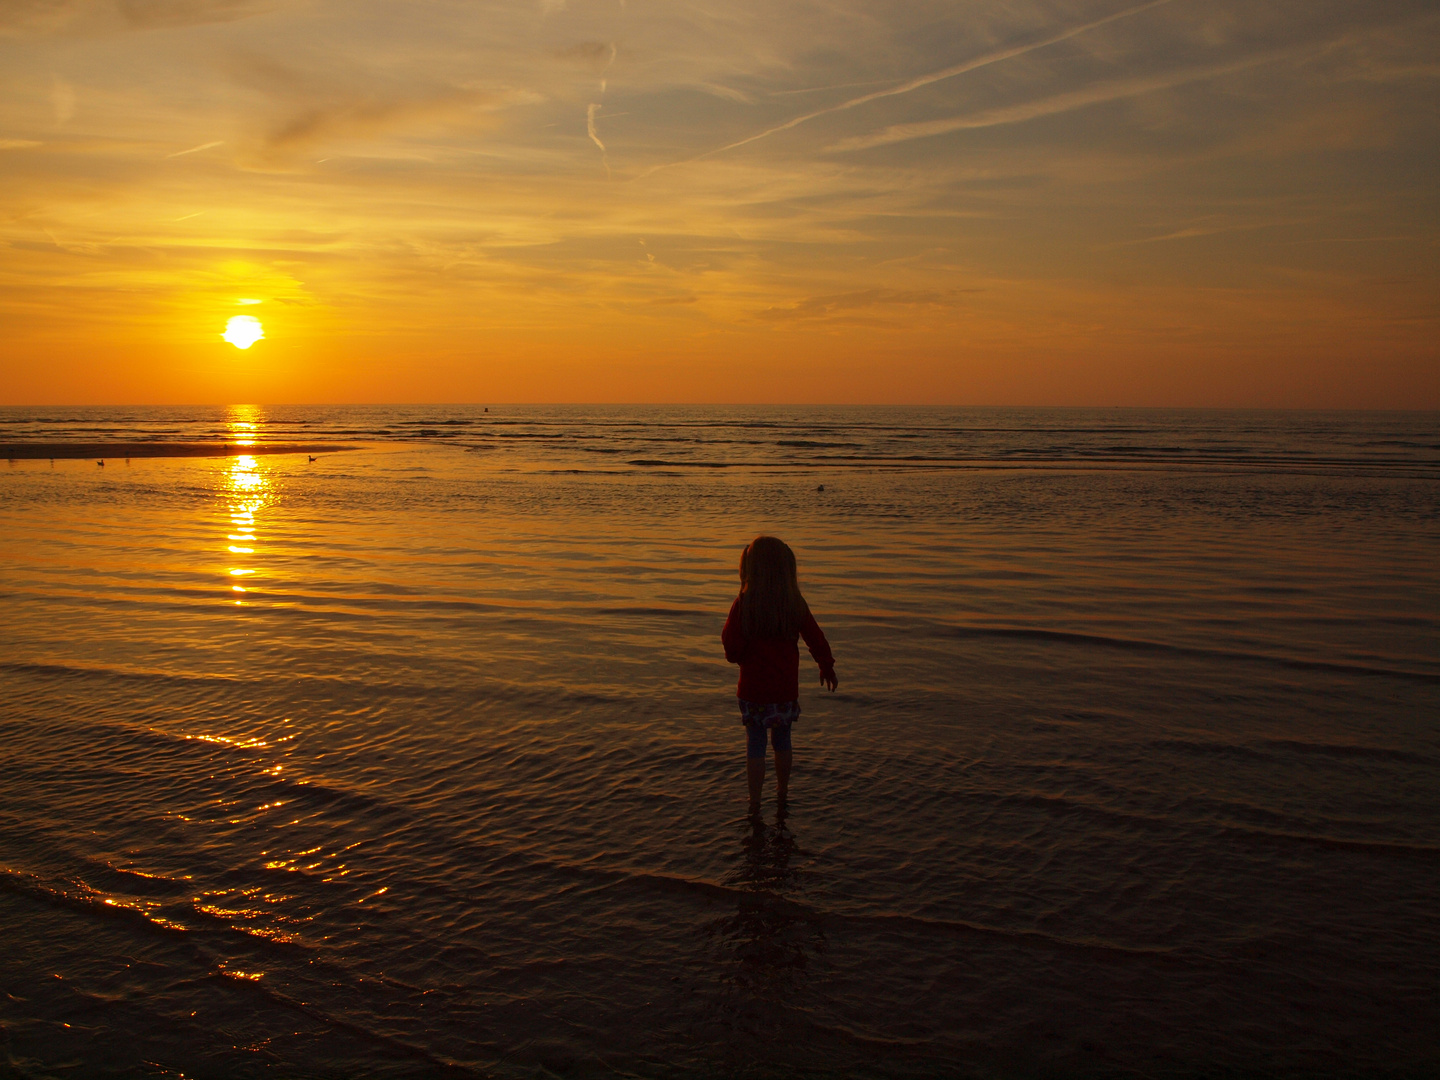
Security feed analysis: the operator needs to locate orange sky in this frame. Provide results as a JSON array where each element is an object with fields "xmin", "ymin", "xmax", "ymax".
[{"xmin": 2, "ymin": 0, "xmax": 1436, "ymax": 406}]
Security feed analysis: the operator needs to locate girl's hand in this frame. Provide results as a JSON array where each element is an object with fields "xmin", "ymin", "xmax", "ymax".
[{"xmin": 820, "ymin": 670, "xmax": 838, "ymax": 692}]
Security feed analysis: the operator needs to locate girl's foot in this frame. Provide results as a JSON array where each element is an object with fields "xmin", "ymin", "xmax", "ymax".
[{"xmin": 747, "ymin": 799, "xmax": 761, "ymax": 818}]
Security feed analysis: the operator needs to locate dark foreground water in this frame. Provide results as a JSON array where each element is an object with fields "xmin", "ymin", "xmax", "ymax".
[{"xmin": 1, "ymin": 406, "xmax": 1437, "ymax": 1078}]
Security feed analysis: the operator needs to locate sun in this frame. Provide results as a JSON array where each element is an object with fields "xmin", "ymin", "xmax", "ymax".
[{"xmin": 223, "ymin": 315, "xmax": 265, "ymax": 350}]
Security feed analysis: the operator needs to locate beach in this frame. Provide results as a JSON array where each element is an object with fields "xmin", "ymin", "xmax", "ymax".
[{"xmin": 1, "ymin": 405, "xmax": 1436, "ymax": 1077}]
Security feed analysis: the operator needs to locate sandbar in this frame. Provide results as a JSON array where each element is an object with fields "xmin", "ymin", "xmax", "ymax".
[{"xmin": 2, "ymin": 442, "xmax": 357, "ymax": 460}]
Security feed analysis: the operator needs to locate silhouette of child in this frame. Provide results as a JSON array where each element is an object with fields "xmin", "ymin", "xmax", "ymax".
[{"xmin": 721, "ymin": 536, "xmax": 837, "ymax": 817}]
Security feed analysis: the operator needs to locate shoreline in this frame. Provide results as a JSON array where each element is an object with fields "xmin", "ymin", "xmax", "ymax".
[{"xmin": 2, "ymin": 442, "xmax": 358, "ymax": 460}]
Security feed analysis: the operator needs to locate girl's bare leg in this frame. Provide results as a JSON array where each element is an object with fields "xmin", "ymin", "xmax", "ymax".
[
  {"xmin": 774, "ymin": 749, "xmax": 792, "ymax": 806},
  {"xmin": 747, "ymin": 757, "xmax": 764, "ymax": 814}
]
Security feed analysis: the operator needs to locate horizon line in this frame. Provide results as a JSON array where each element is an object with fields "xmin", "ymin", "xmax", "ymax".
[{"xmin": 1, "ymin": 402, "xmax": 1436, "ymax": 414}]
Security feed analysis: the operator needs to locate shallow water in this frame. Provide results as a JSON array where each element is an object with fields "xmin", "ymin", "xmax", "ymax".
[{"xmin": 1, "ymin": 406, "xmax": 1437, "ymax": 1077}]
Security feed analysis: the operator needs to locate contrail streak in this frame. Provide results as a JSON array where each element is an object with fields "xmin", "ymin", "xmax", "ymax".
[
  {"xmin": 831, "ymin": 49, "xmax": 1284, "ymax": 151},
  {"xmin": 641, "ymin": 0, "xmax": 1174, "ymax": 175},
  {"xmin": 586, "ymin": 103, "xmax": 606, "ymax": 152},
  {"xmin": 586, "ymin": 42, "xmax": 617, "ymax": 175},
  {"xmin": 166, "ymin": 140, "xmax": 223, "ymax": 158}
]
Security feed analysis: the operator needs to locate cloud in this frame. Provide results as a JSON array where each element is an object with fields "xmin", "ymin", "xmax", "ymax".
[
  {"xmin": 52, "ymin": 73, "xmax": 75, "ymax": 123},
  {"xmin": 666, "ymin": 0, "xmax": 1177, "ymax": 167},
  {"xmin": 261, "ymin": 87, "xmax": 508, "ymax": 154},
  {"xmin": 221, "ymin": 52, "xmax": 536, "ymax": 164},
  {"xmin": 555, "ymin": 41, "xmax": 615, "ymax": 70},
  {"xmin": 116, "ymin": 0, "xmax": 273, "ymax": 29},
  {"xmin": 830, "ymin": 52, "xmax": 1291, "ymax": 152},
  {"xmin": 0, "ymin": 0, "xmax": 87, "ymax": 35},
  {"xmin": 0, "ymin": 0, "xmax": 276, "ymax": 34},
  {"xmin": 700, "ymin": 83, "xmax": 752, "ymax": 104},
  {"xmin": 166, "ymin": 138, "xmax": 222, "ymax": 157},
  {"xmin": 1106, "ymin": 217, "xmax": 1310, "ymax": 248},
  {"xmin": 585, "ymin": 102, "xmax": 604, "ymax": 152},
  {"xmin": 757, "ymin": 288, "xmax": 958, "ymax": 321}
]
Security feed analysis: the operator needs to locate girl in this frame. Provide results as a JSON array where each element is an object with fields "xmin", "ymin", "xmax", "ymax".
[{"xmin": 721, "ymin": 536, "xmax": 838, "ymax": 816}]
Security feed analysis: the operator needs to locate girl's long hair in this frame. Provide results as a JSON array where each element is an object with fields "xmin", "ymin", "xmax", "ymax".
[{"xmin": 738, "ymin": 535, "xmax": 809, "ymax": 639}]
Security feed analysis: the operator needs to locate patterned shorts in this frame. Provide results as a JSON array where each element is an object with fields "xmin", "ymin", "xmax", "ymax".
[{"xmin": 739, "ymin": 699, "xmax": 799, "ymax": 758}]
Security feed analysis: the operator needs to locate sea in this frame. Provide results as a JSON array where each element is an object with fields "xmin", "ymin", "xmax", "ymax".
[{"xmin": 1, "ymin": 405, "xmax": 1436, "ymax": 1078}]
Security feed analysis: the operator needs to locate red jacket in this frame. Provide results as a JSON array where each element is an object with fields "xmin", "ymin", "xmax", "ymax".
[{"xmin": 721, "ymin": 595, "xmax": 835, "ymax": 704}]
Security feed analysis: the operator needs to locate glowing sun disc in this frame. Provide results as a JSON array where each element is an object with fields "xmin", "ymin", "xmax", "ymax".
[{"xmin": 223, "ymin": 315, "xmax": 265, "ymax": 349}]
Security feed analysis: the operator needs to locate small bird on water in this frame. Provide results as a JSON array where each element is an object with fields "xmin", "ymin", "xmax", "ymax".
[
  {"xmin": 817, "ymin": 484, "xmax": 824, "ymax": 492},
  {"xmin": 308, "ymin": 455, "xmax": 317, "ymax": 462},
  {"xmin": 97, "ymin": 459, "xmax": 104, "ymax": 466}
]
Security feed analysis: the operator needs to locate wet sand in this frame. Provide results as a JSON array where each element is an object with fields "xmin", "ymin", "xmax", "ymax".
[{"xmin": 2, "ymin": 442, "xmax": 356, "ymax": 460}]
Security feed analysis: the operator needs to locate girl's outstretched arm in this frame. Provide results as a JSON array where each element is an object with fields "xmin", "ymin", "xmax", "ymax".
[{"xmin": 800, "ymin": 608, "xmax": 838, "ymax": 691}]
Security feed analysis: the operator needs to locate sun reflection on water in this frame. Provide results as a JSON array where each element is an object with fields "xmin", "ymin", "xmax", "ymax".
[
  {"xmin": 225, "ymin": 449, "xmax": 269, "ymax": 604},
  {"xmin": 228, "ymin": 404, "xmax": 261, "ymax": 448}
]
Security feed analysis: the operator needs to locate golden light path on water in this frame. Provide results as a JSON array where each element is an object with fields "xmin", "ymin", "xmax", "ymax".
[
  {"xmin": 199, "ymin": 410, "xmax": 300, "ymax": 953},
  {"xmin": 225, "ymin": 408, "xmax": 267, "ymax": 605}
]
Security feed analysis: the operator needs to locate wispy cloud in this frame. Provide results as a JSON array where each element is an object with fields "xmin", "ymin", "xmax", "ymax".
[
  {"xmin": 1107, "ymin": 218, "xmax": 1310, "ymax": 247},
  {"xmin": 769, "ymin": 80, "xmax": 890, "ymax": 98},
  {"xmin": 166, "ymin": 139, "xmax": 222, "ymax": 157},
  {"xmin": 830, "ymin": 50, "xmax": 1294, "ymax": 152},
  {"xmin": 662, "ymin": 0, "xmax": 1176, "ymax": 168},
  {"xmin": 585, "ymin": 102, "xmax": 605, "ymax": 152},
  {"xmin": 700, "ymin": 83, "xmax": 753, "ymax": 104},
  {"xmin": 583, "ymin": 40, "xmax": 617, "ymax": 173},
  {"xmin": 117, "ymin": 0, "xmax": 274, "ymax": 30},
  {"xmin": 52, "ymin": 74, "xmax": 75, "ymax": 124},
  {"xmin": 1, "ymin": 0, "xmax": 276, "ymax": 34},
  {"xmin": 555, "ymin": 41, "xmax": 615, "ymax": 70},
  {"xmin": 251, "ymin": 86, "xmax": 519, "ymax": 160},
  {"xmin": 757, "ymin": 288, "xmax": 959, "ymax": 321}
]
